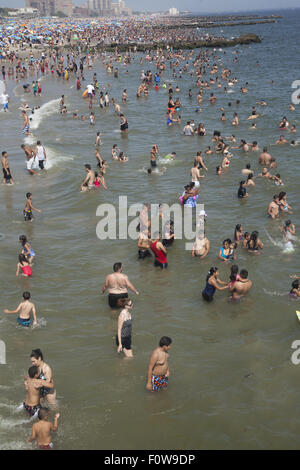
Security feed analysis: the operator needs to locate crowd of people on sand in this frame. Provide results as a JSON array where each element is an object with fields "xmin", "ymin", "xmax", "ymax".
[{"xmin": 0, "ymin": 14, "xmax": 299, "ymax": 449}]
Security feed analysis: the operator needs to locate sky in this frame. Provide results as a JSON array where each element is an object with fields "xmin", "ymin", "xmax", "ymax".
[{"xmin": 1, "ymin": 0, "xmax": 300, "ymax": 13}]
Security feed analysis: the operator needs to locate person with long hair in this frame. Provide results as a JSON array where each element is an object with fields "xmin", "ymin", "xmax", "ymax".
[
  {"xmin": 247, "ymin": 231, "xmax": 264, "ymax": 254},
  {"xmin": 19, "ymin": 235, "xmax": 35, "ymax": 265},
  {"xmin": 234, "ymin": 224, "xmax": 244, "ymax": 244},
  {"xmin": 202, "ymin": 267, "xmax": 228, "ymax": 301}
]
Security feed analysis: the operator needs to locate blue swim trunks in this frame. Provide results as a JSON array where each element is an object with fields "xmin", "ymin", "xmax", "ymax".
[{"xmin": 17, "ymin": 317, "xmax": 31, "ymax": 327}]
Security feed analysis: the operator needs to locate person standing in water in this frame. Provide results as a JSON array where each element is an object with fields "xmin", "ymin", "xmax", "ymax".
[
  {"xmin": 116, "ymin": 299, "xmax": 134, "ymax": 358},
  {"xmin": 150, "ymin": 232, "xmax": 168, "ymax": 269},
  {"xmin": 29, "ymin": 349, "xmax": 56, "ymax": 405},
  {"xmin": 4, "ymin": 291, "xmax": 37, "ymax": 327},
  {"xmin": 102, "ymin": 262, "xmax": 139, "ymax": 308},
  {"xmin": 202, "ymin": 267, "xmax": 228, "ymax": 301},
  {"xmin": 146, "ymin": 337, "xmax": 172, "ymax": 392},
  {"xmin": 35, "ymin": 141, "xmax": 47, "ymax": 170},
  {"xmin": 1, "ymin": 151, "xmax": 14, "ymax": 185},
  {"xmin": 23, "ymin": 366, "xmax": 53, "ymax": 418},
  {"xmin": 28, "ymin": 408, "xmax": 60, "ymax": 450},
  {"xmin": 24, "ymin": 192, "xmax": 42, "ymax": 221}
]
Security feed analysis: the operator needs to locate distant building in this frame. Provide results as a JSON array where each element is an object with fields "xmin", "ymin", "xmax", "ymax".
[
  {"xmin": 112, "ymin": 0, "xmax": 132, "ymax": 16},
  {"xmin": 169, "ymin": 7, "xmax": 179, "ymax": 16},
  {"xmin": 25, "ymin": 0, "xmax": 73, "ymax": 17},
  {"xmin": 8, "ymin": 7, "xmax": 39, "ymax": 17},
  {"xmin": 83, "ymin": 0, "xmax": 113, "ymax": 16}
]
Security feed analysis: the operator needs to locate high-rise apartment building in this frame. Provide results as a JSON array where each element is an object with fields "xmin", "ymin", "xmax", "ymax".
[{"xmin": 25, "ymin": 0, "xmax": 73, "ymax": 16}]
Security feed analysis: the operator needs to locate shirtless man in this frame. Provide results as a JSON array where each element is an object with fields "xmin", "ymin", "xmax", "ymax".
[
  {"xmin": 275, "ymin": 135, "xmax": 288, "ymax": 145},
  {"xmin": 137, "ymin": 232, "xmax": 151, "ymax": 259},
  {"xmin": 139, "ymin": 203, "xmax": 151, "ymax": 236},
  {"xmin": 95, "ymin": 149, "xmax": 103, "ymax": 168},
  {"xmin": 80, "ymin": 164, "xmax": 94, "ymax": 191},
  {"xmin": 21, "ymin": 110, "xmax": 30, "ymax": 135},
  {"xmin": 102, "ymin": 262, "xmax": 139, "ymax": 308},
  {"xmin": 258, "ymin": 168, "xmax": 272, "ymax": 179},
  {"xmin": 267, "ymin": 195, "xmax": 280, "ymax": 219},
  {"xmin": 21, "ymin": 143, "xmax": 35, "ymax": 161},
  {"xmin": 229, "ymin": 269, "xmax": 252, "ymax": 300},
  {"xmin": 28, "ymin": 408, "xmax": 60, "ymax": 450},
  {"xmin": 1, "ymin": 151, "xmax": 14, "ymax": 184},
  {"xmin": 190, "ymin": 163, "xmax": 202, "ymax": 188},
  {"xmin": 194, "ymin": 151, "xmax": 208, "ymax": 172},
  {"xmin": 241, "ymin": 163, "xmax": 253, "ymax": 176},
  {"xmin": 4, "ymin": 291, "xmax": 37, "ymax": 327},
  {"xmin": 192, "ymin": 232, "xmax": 210, "ymax": 258},
  {"xmin": 146, "ymin": 336, "xmax": 172, "ymax": 392},
  {"xmin": 23, "ymin": 366, "xmax": 53, "ymax": 418},
  {"xmin": 259, "ymin": 147, "xmax": 272, "ymax": 166}
]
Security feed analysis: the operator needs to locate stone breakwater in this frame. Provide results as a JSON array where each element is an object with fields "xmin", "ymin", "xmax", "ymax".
[{"xmin": 86, "ymin": 34, "xmax": 262, "ymax": 53}]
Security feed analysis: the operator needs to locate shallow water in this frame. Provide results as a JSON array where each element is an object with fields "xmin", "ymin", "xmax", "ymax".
[{"xmin": 0, "ymin": 9, "xmax": 300, "ymax": 450}]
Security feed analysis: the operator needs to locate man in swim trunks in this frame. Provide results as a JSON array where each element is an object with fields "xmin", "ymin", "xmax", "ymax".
[
  {"xmin": 267, "ymin": 195, "xmax": 280, "ymax": 219},
  {"xmin": 192, "ymin": 232, "xmax": 210, "ymax": 258},
  {"xmin": 80, "ymin": 164, "xmax": 95, "ymax": 191},
  {"xmin": 258, "ymin": 147, "xmax": 272, "ymax": 166},
  {"xmin": 102, "ymin": 262, "xmax": 139, "ymax": 308},
  {"xmin": 28, "ymin": 408, "xmax": 60, "ymax": 450},
  {"xmin": 4, "ymin": 291, "xmax": 37, "ymax": 327},
  {"xmin": 190, "ymin": 162, "xmax": 202, "ymax": 188},
  {"xmin": 21, "ymin": 110, "xmax": 30, "ymax": 135},
  {"xmin": 146, "ymin": 336, "xmax": 172, "ymax": 392},
  {"xmin": 229, "ymin": 269, "xmax": 252, "ymax": 300},
  {"xmin": 23, "ymin": 366, "xmax": 53, "ymax": 418},
  {"xmin": 1, "ymin": 151, "xmax": 13, "ymax": 184},
  {"xmin": 21, "ymin": 143, "xmax": 35, "ymax": 163}
]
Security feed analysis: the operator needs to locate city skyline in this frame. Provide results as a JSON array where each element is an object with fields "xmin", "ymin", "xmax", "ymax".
[{"xmin": 1, "ymin": 0, "xmax": 300, "ymax": 13}]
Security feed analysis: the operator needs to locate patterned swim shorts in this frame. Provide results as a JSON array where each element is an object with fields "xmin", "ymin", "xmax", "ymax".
[{"xmin": 151, "ymin": 375, "xmax": 168, "ymax": 392}]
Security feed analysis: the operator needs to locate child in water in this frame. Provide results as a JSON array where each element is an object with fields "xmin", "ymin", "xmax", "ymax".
[
  {"xmin": 16, "ymin": 254, "xmax": 33, "ymax": 277},
  {"xmin": 28, "ymin": 408, "xmax": 60, "ymax": 450}
]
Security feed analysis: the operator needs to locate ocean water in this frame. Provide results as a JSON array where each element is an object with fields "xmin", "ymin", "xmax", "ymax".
[{"xmin": 0, "ymin": 9, "xmax": 299, "ymax": 450}]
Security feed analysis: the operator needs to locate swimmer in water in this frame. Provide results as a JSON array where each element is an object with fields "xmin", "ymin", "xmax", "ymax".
[
  {"xmin": 267, "ymin": 195, "xmax": 280, "ymax": 219},
  {"xmin": 4, "ymin": 291, "xmax": 37, "ymax": 327},
  {"xmin": 202, "ymin": 267, "xmax": 228, "ymax": 301},
  {"xmin": 16, "ymin": 254, "xmax": 33, "ymax": 277},
  {"xmin": 80, "ymin": 164, "xmax": 95, "ymax": 192},
  {"xmin": 102, "ymin": 262, "xmax": 139, "ymax": 308},
  {"xmin": 229, "ymin": 269, "xmax": 252, "ymax": 300},
  {"xmin": 23, "ymin": 366, "xmax": 53, "ymax": 418},
  {"xmin": 19, "ymin": 235, "xmax": 35, "ymax": 265},
  {"xmin": 28, "ymin": 408, "xmax": 60, "ymax": 450},
  {"xmin": 281, "ymin": 220, "xmax": 296, "ymax": 241},
  {"xmin": 289, "ymin": 280, "xmax": 300, "ymax": 299},
  {"xmin": 192, "ymin": 232, "xmax": 210, "ymax": 258}
]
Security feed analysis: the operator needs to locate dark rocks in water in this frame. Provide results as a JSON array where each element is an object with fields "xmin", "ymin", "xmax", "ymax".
[{"xmin": 91, "ymin": 34, "xmax": 262, "ymax": 53}]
